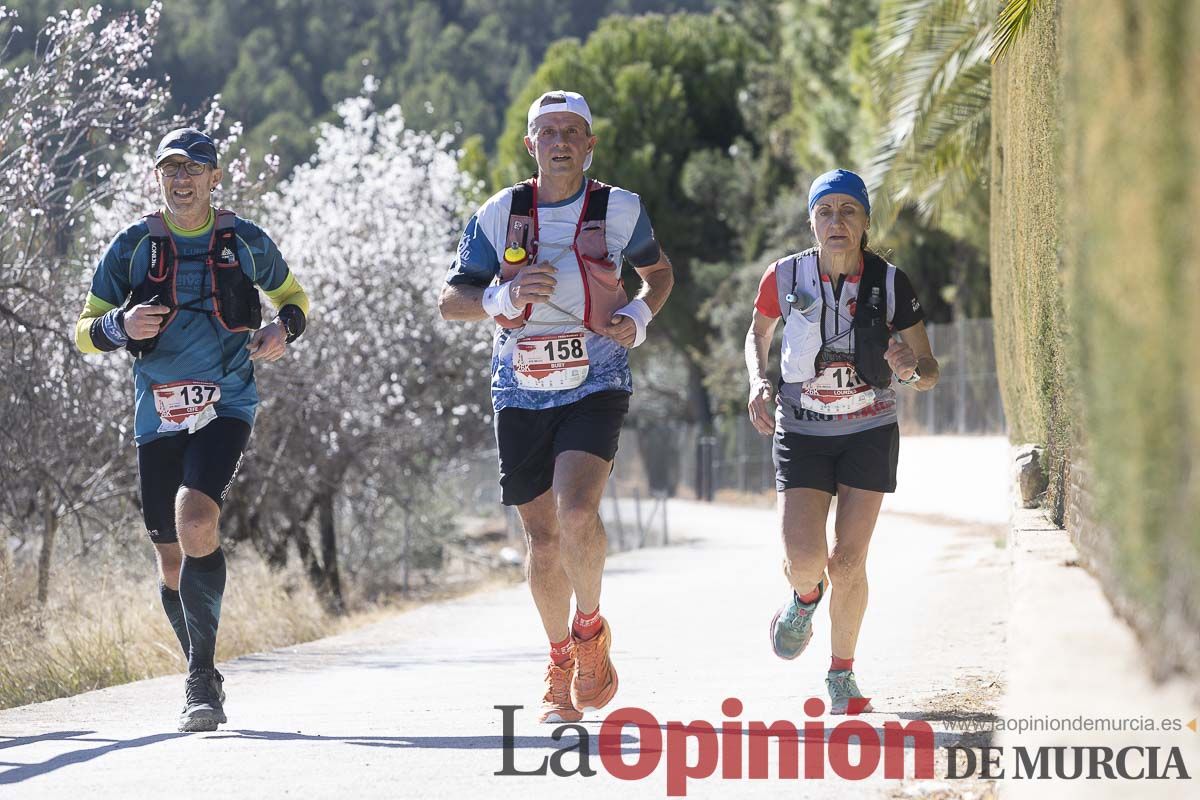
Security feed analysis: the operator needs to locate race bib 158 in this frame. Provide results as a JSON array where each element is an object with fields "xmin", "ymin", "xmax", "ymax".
[{"xmin": 512, "ymin": 333, "xmax": 590, "ymax": 391}]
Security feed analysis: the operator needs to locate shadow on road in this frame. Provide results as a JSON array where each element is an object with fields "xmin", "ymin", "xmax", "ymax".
[
  {"xmin": 230, "ymin": 649, "xmax": 546, "ymax": 673},
  {"xmin": 0, "ymin": 731, "xmax": 188, "ymax": 785},
  {"xmin": 0, "ymin": 727, "xmax": 640, "ymax": 786},
  {"xmin": 895, "ymin": 709, "xmax": 998, "ymax": 749},
  {"xmin": 212, "ymin": 729, "xmax": 641, "ymax": 754},
  {"xmin": 0, "ymin": 715, "xmax": 993, "ymax": 786},
  {"xmin": 574, "ymin": 717, "xmax": 984, "ymax": 751},
  {"xmin": 0, "ymin": 731, "xmax": 95, "ymax": 751}
]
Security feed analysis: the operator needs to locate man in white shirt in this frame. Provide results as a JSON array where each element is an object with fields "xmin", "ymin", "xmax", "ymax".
[{"xmin": 439, "ymin": 90, "xmax": 673, "ymax": 723}]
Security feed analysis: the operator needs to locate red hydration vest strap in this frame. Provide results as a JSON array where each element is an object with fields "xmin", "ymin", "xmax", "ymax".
[{"xmin": 494, "ymin": 178, "xmax": 624, "ymax": 332}]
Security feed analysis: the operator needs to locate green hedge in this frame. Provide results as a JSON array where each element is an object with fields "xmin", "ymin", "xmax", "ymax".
[
  {"xmin": 990, "ymin": 0, "xmax": 1072, "ymax": 510},
  {"xmin": 1061, "ymin": 0, "xmax": 1200, "ymax": 673},
  {"xmin": 994, "ymin": 0, "xmax": 1200, "ymax": 676}
]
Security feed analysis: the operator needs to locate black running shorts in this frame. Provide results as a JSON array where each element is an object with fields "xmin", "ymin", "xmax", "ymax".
[
  {"xmin": 773, "ymin": 422, "xmax": 899, "ymax": 495},
  {"xmin": 495, "ymin": 390, "xmax": 630, "ymax": 507},
  {"xmin": 137, "ymin": 417, "xmax": 252, "ymax": 544}
]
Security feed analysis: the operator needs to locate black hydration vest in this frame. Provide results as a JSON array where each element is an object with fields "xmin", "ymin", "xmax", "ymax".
[
  {"xmin": 124, "ymin": 209, "xmax": 262, "ymax": 356},
  {"xmin": 848, "ymin": 252, "xmax": 892, "ymax": 389}
]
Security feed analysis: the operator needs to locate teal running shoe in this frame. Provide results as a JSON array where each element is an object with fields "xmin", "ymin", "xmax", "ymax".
[
  {"xmin": 826, "ymin": 669, "xmax": 874, "ymax": 715},
  {"xmin": 769, "ymin": 580, "xmax": 824, "ymax": 660}
]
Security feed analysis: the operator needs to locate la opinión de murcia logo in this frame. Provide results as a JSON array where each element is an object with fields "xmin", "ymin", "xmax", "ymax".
[
  {"xmin": 494, "ymin": 701, "xmax": 1192, "ymax": 797},
  {"xmin": 497, "ymin": 698, "xmax": 936, "ymax": 796},
  {"xmin": 948, "ymin": 744, "xmax": 1190, "ymax": 781}
]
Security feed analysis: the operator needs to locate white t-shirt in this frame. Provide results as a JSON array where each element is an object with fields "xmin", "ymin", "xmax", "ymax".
[{"xmin": 447, "ymin": 178, "xmax": 657, "ymax": 411}]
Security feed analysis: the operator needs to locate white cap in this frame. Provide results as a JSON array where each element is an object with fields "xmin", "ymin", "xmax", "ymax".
[{"xmin": 527, "ymin": 90, "xmax": 594, "ymax": 171}]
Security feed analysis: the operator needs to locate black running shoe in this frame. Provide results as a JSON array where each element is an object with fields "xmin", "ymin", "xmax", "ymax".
[
  {"xmin": 179, "ymin": 668, "xmax": 228, "ymax": 732},
  {"xmin": 213, "ymin": 668, "xmax": 226, "ymax": 707}
]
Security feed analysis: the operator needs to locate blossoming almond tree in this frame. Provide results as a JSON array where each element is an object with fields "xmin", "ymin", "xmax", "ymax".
[
  {"xmin": 3, "ymin": 1, "xmax": 489, "ymax": 608},
  {"xmin": 0, "ymin": 3, "xmax": 168, "ymax": 601},
  {"xmin": 230, "ymin": 86, "xmax": 492, "ymax": 608}
]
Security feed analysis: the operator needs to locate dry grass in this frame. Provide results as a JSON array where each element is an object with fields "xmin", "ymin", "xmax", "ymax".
[
  {"xmin": 0, "ymin": 540, "xmax": 526, "ymax": 711},
  {"xmin": 0, "ymin": 550, "xmax": 336, "ymax": 710}
]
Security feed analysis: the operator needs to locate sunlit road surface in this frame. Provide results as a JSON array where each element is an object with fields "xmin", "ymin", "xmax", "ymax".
[{"xmin": 1, "ymin": 437, "xmax": 1014, "ymax": 799}]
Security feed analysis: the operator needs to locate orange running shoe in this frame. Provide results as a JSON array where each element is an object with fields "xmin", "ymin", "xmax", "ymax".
[
  {"xmin": 539, "ymin": 659, "xmax": 582, "ymax": 723},
  {"xmin": 570, "ymin": 617, "xmax": 619, "ymax": 712}
]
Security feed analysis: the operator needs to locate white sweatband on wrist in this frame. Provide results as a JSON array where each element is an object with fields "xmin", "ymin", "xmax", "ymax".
[
  {"xmin": 614, "ymin": 298, "xmax": 653, "ymax": 348},
  {"xmin": 482, "ymin": 283, "xmax": 521, "ymax": 319}
]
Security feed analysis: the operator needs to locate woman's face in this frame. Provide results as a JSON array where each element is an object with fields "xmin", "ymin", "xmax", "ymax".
[{"xmin": 810, "ymin": 193, "xmax": 868, "ymax": 254}]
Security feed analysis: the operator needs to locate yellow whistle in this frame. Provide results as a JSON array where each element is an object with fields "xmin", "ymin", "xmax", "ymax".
[{"xmin": 504, "ymin": 246, "xmax": 527, "ymax": 264}]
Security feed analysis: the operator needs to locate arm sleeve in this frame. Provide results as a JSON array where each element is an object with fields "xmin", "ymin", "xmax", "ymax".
[
  {"xmin": 445, "ymin": 215, "xmax": 500, "ymax": 287},
  {"xmin": 75, "ymin": 239, "xmax": 133, "ymax": 354},
  {"xmin": 263, "ymin": 271, "xmax": 311, "ymax": 317},
  {"xmin": 621, "ymin": 203, "xmax": 662, "ymax": 268},
  {"xmin": 754, "ymin": 262, "xmax": 782, "ymax": 319},
  {"xmin": 241, "ymin": 225, "xmax": 311, "ymax": 317},
  {"xmin": 75, "ymin": 293, "xmax": 120, "ymax": 354},
  {"xmin": 890, "ymin": 268, "xmax": 926, "ymax": 331}
]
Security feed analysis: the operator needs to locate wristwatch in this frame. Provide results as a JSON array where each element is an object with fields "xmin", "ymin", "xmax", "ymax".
[
  {"xmin": 897, "ymin": 365, "xmax": 922, "ymax": 385},
  {"xmin": 274, "ymin": 305, "xmax": 305, "ymax": 343}
]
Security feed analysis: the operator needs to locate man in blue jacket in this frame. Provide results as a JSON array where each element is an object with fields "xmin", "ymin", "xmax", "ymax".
[{"xmin": 75, "ymin": 128, "xmax": 311, "ymax": 732}]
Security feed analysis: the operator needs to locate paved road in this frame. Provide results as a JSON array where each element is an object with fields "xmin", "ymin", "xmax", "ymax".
[{"xmin": 0, "ymin": 437, "xmax": 1011, "ymax": 799}]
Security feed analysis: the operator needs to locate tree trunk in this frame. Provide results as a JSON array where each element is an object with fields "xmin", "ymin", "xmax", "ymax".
[
  {"xmin": 635, "ymin": 421, "xmax": 680, "ymax": 496},
  {"xmin": 289, "ymin": 493, "xmax": 343, "ymax": 614},
  {"xmin": 686, "ymin": 358, "xmax": 714, "ymax": 433},
  {"xmin": 0, "ymin": 529, "xmax": 11, "ymax": 595},
  {"xmin": 37, "ymin": 496, "xmax": 57, "ymax": 604},
  {"xmin": 291, "ymin": 520, "xmax": 323, "ymax": 589},
  {"xmin": 317, "ymin": 491, "xmax": 345, "ymax": 613},
  {"xmin": 686, "ymin": 358, "xmax": 717, "ymax": 501}
]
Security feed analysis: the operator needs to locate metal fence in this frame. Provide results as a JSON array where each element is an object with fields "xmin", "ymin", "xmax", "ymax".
[
  {"xmin": 453, "ymin": 436, "xmax": 670, "ymax": 556},
  {"xmin": 450, "ymin": 318, "xmax": 1004, "ymax": 534},
  {"xmin": 675, "ymin": 318, "xmax": 1007, "ymax": 498},
  {"xmin": 894, "ymin": 317, "xmax": 1007, "ymax": 435}
]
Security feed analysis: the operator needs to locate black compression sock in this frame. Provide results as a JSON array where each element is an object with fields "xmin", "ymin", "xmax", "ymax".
[
  {"xmin": 179, "ymin": 547, "xmax": 227, "ymax": 671},
  {"xmin": 159, "ymin": 582, "xmax": 190, "ymax": 659}
]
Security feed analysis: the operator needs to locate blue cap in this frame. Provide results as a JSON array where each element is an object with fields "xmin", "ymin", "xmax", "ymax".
[
  {"xmin": 807, "ymin": 168, "xmax": 870, "ymax": 216},
  {"xmin": 154, "ymin": 127, "xmax": 218, "ymax": 167}
]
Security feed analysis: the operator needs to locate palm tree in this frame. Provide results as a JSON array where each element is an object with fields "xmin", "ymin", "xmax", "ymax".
[
  {"xmin": 991, "ymin": 0, "xmax": 1045, "ymax": 60},
  {"xmin": 865, "ymin": 0, "xmax": 994, "ymax": 231},
  {"xmin": 864, "ymin": 0, "xmax": 1046, "ymax": 231}
]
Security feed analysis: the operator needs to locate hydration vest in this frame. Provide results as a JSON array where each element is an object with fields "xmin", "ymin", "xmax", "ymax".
[
  {"xmin": 777, "ymin": 249, "xmax": 892, "ymax": 390},
  {"xmin": 125, "ymin": 209, "xmax": 262, "ymax": 356},
  {"xmin": 494, "ymin": 178, "xmax": 627, "ymax": 331}
]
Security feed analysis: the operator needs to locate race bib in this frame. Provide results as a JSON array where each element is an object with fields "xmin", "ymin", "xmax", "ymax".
[
  {"xmin": 799, "ymin": 360, "xmax": 877, "ymax": 415},
  {"xmin": 152, "ymin": 381, "xmax": 221, "ymax": 433},
  {"xmin": 513, "ymin": 332, "xmax": 589, "ymax": 391}
]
